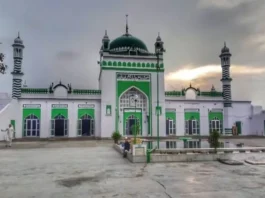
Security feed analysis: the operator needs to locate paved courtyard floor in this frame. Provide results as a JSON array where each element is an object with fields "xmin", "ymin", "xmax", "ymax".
[{"xmin": 0, "ymin": 140, "xmax": 265, "ymax": 198}]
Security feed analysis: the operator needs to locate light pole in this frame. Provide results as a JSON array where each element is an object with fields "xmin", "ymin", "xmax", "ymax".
[
  {"xmin": 155, "ymin": 46, "xmax": 165, "ymax": 149},
  {"xmin": 155, "ymin": 51, "xmax": 160, "ymax": 148},
  {"xmin": 133, "ymin": 94, "xmax": 138, "ymax": 144}
]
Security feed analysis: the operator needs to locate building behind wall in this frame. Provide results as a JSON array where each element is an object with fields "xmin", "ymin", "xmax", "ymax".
[{"xmin": 0, "ymin": 19, "xmax": 265, "ymax": 140}]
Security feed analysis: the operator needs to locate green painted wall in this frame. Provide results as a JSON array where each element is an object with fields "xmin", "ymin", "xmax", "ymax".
[
  {"xmin": 184, "ymin": 112, "xmax": 200, "ymax": 120},
  {"xmin": 123, "ymin": 111, "xmax": 142, "ymax": 135},
  {"xmin": 23, "ymin": 109, "xmax": 41, "ymax": 120},
  {"xmin": 208, "ymin": 112, "xmax": 223, "ymax": 120},
  {"xmin": 51, "ymin": 109, "xmax": 68, "ymax": 119},
  {"xmin": 11, "ymin": 120, "xmax": 15, "ymax": 131},
  {"xmin": 78, "ymin": 109, "xmax": 95, "ymax": 119},
  {"xmin": 117, "ymin": 81, "xmax": 150, "ymax": 97},
  {"xmin": 166, "ymin": 112, "xmax": 176, "ymax": 121}
]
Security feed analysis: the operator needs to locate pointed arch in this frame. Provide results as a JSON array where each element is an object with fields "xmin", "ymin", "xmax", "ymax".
[{"xmin": 119, "ymin": 86, "xmax": 148, "ymax": 113}]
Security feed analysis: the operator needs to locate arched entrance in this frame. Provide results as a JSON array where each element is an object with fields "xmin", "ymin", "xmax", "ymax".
[
  {"xmin": 119, "ymin": 87, "xmax": 148, "ymax": 136},
  {"xmin": 77, "ymin": 114, "xmax": 94, "ymax": 136},
  {"xmin": 24, "ymin": 114, "xmax": 40, "ymax": 137},
  {"xmin": 51, "ymin": 114, "xmax": 68, "ymax": 136},
  {"xmin": 125, "ymin": 115, "xmax": 140, "ymax": 135}
]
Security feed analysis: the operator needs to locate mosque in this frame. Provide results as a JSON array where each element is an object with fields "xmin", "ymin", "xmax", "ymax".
[{"xmin": 1, "ymin": 18, "xmax": 265, "ymax": 142}]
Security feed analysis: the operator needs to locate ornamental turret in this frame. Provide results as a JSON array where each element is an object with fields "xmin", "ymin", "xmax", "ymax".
[
  {"xmin": 102, "ymin": 30, "xmax": 110, "ymax": 52},
  {"xmin": 220, "ymin": 42, "xmax": 232, "ymax": 107},
  {"xmin": 154, "ymin": 33, "xmax": 165, "ymax": 55},
  {"xmin": 11, "ymin": 32, "xmax": 25, "ymax": 99}
]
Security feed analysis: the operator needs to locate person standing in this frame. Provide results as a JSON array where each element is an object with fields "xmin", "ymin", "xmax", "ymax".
[{"xmin": 1, "ymin": 124, "xmax": 14, "ymax": 147}]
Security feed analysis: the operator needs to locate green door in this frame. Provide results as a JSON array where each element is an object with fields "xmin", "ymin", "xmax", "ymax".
[{"xmin": 236, "ymin": 121, "xmax": 242, "ymax": 135}]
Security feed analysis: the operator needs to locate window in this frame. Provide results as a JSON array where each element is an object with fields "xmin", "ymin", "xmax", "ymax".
[
  {"xmin": 166, "ymin": 141, "xmax": 177, "ymax": 149},
  {"xmin": 209, "ymin": 117, "xmax": 223, "ymax": 133},
  {"xmin": 185, "ymin": 119, "xmax": 200, "ymax": 135},
  {"xmin": 166, "ymin": 119, "xmax": 176, "ymax": 135},
  {"xmin": 24, "ymin": 114, "xmax": 40, "ymax": 137},
  {"xmin": 184, "ymin": 140, "xmax": 201, "ymax": 148}
]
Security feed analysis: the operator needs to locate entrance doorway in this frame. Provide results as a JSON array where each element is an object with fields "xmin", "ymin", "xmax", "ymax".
[
  {"xmin": 77, "ymin": 114, "xmax": 94, "ymax": 136},
  {"xmin": 51, "ymin": 114, "xmax": 68, "ymax": 136},
  {"xmin": 125, "ymin": 115, "xmax": 140, "ymax": 135},
  {"xmin": 24, "ymin": 114, "xmax": 40, "ymax": 137}
]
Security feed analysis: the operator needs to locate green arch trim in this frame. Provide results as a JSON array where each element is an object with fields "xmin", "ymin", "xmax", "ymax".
[{"xmin": 78, "ymin": 109, "xmax": 95, "ymax": 119}]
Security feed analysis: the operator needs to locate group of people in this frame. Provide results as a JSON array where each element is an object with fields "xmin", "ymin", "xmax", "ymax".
[{"xmin": 1, "ymin": 124, "xmax": 14, "ymax": 147}]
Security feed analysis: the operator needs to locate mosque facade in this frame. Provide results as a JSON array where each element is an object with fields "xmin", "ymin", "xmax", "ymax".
[{"xmin": 1, "ymin": 21, "xmax": 265, "ymax": 141}]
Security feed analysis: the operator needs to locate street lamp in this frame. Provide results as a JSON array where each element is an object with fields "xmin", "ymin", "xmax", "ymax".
[{"xmin": 133, "ymin": 94, "xmax": 138, "ymax": 144}]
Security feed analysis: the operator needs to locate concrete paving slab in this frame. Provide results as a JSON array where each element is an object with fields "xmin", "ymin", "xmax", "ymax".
[{"xmin": 0, "ymin": 142, "xmax": 265, "ymax": 197}]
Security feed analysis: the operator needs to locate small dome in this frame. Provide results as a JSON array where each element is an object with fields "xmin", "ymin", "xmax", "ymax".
[
  {"xmin": 14, "ymin": 33, "xmax": 23, "ymax": 45},
  {"xmin": 221, "ymin": 42, "xmax": 229, "ymax": 53},
  {"xmin": 109, "ymin": 34, "xmax": 148, "ymax": 52}
]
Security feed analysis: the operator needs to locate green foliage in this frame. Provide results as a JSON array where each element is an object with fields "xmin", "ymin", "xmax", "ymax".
[
  {"xmin": 111, "ymin": 131, "xmax": 122, "ymax": 144},
  {"xmin": 208, "ymin": 130, "xmax": 220, "ymax": 153}
]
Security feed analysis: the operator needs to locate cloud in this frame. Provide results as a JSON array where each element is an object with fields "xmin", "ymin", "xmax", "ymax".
[
  {"xmin": 197, "ymin": 0, "xmax": 254, "ymax": 9},
  {"xmin": 56, "ymin": 51, "xmax": 80, "ymax": 61},
  {"xmin": 165, "ymin": 64, "xmax": 265, "ymax": 81}
]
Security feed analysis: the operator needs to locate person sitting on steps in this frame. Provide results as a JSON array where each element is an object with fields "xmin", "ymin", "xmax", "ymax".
[{"xmin": 123, "ymin": 137, "xmax": 130, "ymax": 158}]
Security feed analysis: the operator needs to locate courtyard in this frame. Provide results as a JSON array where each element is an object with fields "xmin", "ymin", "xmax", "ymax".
[{"xmin": 0, "ymin": 140, "xmax": 265, "ymax": 198}]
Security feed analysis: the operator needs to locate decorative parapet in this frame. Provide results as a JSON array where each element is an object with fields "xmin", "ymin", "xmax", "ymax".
[
  {"xmin": 199, "ymin": 91, "xmax": 223, "ymax": 97},
  {"xmin": 72, "ymin": 89, "xmax": 101, "ymax": 95},
  {"xmin": 165, "ymin": 91, "xmax": 184, "ymax": 97},
  {"xmin": 165, "ymin": 90, "xmax": 223, "ymax": 97},
  {"xmin": 101, "ymin": 61, "xmax": 164, "ymax": 71},
  {"xmin": 21, "ymin": 88, "xmax": 48, "ymax": 94}
]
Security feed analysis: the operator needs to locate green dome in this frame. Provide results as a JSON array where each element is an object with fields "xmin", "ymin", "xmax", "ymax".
[{"xmin": 109, "ymin": 34, "xmax": 148, "ymax": 52}]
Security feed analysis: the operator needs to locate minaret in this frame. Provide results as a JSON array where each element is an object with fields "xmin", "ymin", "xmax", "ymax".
[
  {"xmin": 102, "ymin": 30, "xmax": 110, "ymax": 52},
  {"xmin": 154, "ymin": 32, "xmax": 165, "ymax": 55},
  {"xmin": 220, "ymin": 42, "xmax": 233, "ymax": 133},
  {"xmin": 11, "ymin": 32, "xmax": 25, "ymax": 99},
  {"xmin": 220, "ymin": 42, "xmax": 232, "ymax": 107}
]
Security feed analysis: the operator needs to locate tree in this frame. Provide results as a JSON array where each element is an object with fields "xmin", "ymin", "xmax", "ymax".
[
  {"xmin": 0, "ymin": 52, "xmax": 8, "ymax": 74},
  {"xmin": 208, "ymin": 129, "xmax": 220, "ymax": 153}
]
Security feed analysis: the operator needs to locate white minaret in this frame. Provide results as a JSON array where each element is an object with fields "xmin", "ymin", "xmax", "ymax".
[
  {"xmin": 11, "ymin": 33, "xmax": 25, "ymax": 99},
  {"xmin": 220, "ymin": 42, "xmax": 233, "ymax": 132}
]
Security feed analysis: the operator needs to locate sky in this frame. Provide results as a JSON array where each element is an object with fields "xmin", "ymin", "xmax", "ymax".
[{"xmin": 0, "ymin": 0, "xmax": 265, "ymax": 106}]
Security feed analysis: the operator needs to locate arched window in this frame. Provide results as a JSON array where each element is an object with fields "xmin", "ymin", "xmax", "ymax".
[
  {"xmin": 185, "ymin": 117, "xmax": 200, "ymax": 135},
  {"xmin": 209, "ymin": 117, "xmax": 223, "ymax": 133},
  {"xmin": 24, "ymin": 114, "xmax": 40, "ymax": 137},
  {"xmin": 77, "ymin": 114, "xmax": 95, "ymax": 136},
  {"xmin": 166, "ymin": 118, "xmax": 176, "ymax": 135}
]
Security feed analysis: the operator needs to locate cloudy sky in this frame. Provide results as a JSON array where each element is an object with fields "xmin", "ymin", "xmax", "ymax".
[{"xmin": 0, "ymin": 0, "xmax": 265, "ymax": 106}]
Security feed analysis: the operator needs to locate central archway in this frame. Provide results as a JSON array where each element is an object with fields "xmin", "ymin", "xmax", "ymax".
[{"xmin": 119, "ymin": 87, "xmax": 148, "ymax": 136}]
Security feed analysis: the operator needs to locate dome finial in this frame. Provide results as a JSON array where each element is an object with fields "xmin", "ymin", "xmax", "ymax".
[
  {"xmin": 125, "ymin": 14, "xmax": 129, "ymax": 35},
  {"xmin": 18, "ymin": 31, "xmax": 20, "ymax": 38},
  {"xmin": 224, "ymin": 41, "xmax": 226, "ymax": 47},
  {"xmin": 105, "ymin": 30, "xmax": 107, "ymax": 36}
]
